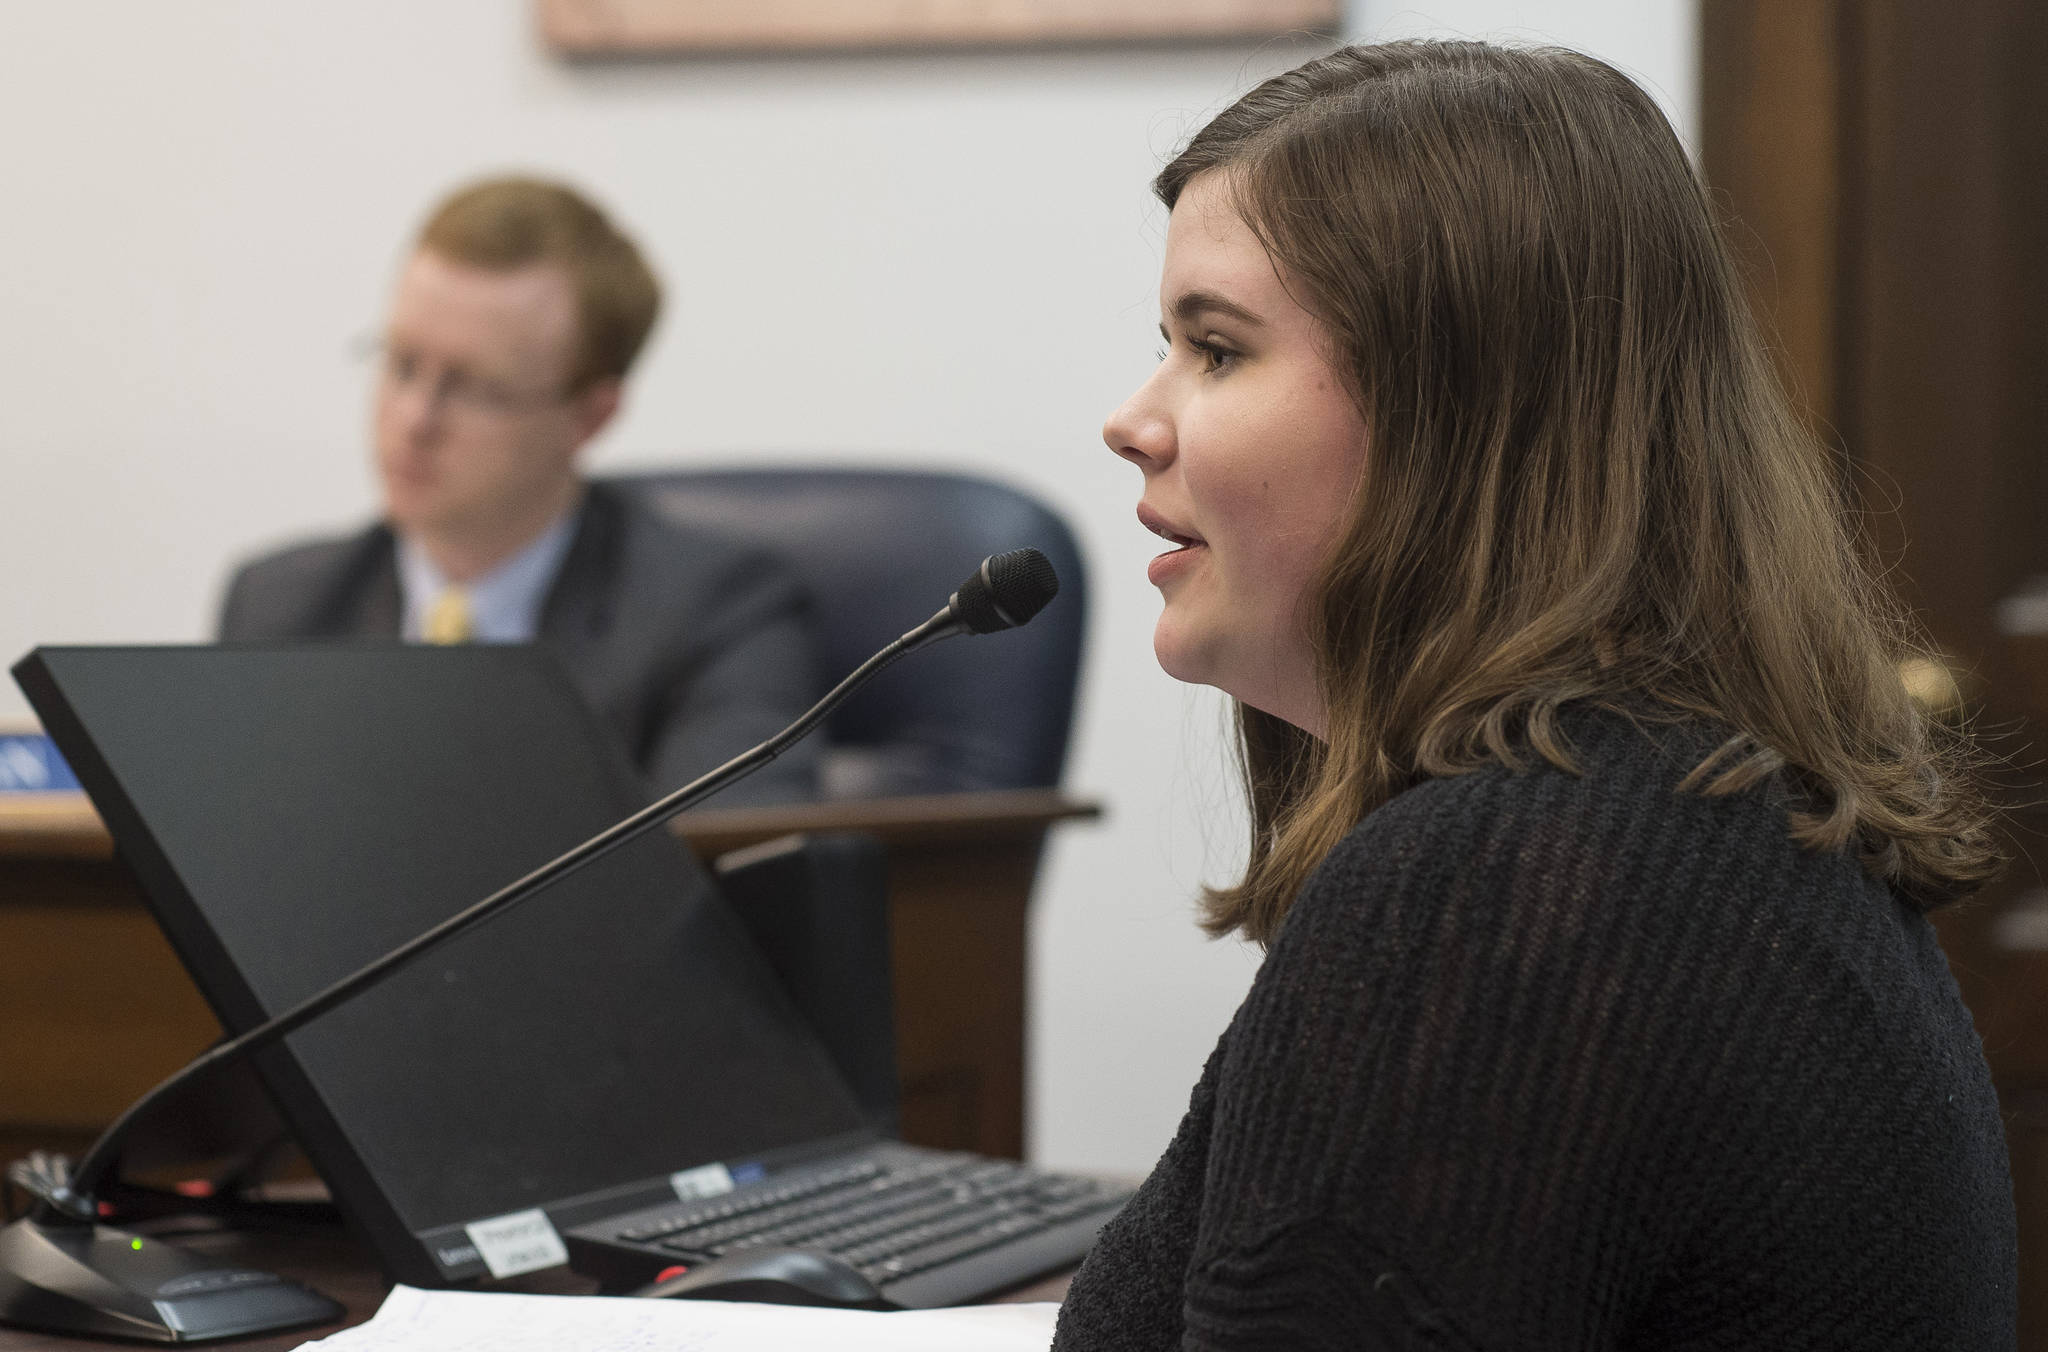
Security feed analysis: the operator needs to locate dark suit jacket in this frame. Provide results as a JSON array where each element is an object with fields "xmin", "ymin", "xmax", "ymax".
[{"xmin": 217, "ymin": 482, "xmax": 821, "ymax": 805}]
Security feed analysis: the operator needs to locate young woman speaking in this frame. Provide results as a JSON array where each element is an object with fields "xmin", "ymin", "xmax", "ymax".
[{"xmin": 1058, "ymin": 40, "xmax": 2015, "ymax": 1351}]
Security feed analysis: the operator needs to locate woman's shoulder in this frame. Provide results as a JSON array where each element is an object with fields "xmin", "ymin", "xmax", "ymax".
[
  {"xmin": 1250, "ymin": 705, "xmax": 1952, "ymax": 1141},
  {"xmin": 1327, "ymin": 703, "xmax": 1751, "ymax": 852},
  {"xmin": 1292, "ymin": 702, "xmax": 1871, "ymax": 954}
]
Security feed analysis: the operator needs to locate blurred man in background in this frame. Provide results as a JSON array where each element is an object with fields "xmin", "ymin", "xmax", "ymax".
[{"xmin": 219, "ymin": 176, "xmax": 819, "ymax": 804}]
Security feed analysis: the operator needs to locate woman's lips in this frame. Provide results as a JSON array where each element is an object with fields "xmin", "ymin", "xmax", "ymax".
[
  {"xmin": 1147, "ymin": 540, "xmax": 1204, "ymax": 587},
  {"xmin": 1138, "ymin": 506, "xmax": 1204, "ymax": 587}
]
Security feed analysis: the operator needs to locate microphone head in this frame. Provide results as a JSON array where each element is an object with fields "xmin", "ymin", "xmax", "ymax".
[{"xmin": 951, "ymin": 548, "xmax": 1060, "ymax": 634}]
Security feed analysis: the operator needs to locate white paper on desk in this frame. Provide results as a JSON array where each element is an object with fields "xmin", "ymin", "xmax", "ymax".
[{"xmin": 292, "ymin": 1285, "xmax": 1058, "ymax": 1352}]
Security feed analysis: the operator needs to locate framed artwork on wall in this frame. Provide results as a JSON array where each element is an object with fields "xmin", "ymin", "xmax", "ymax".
[{"xmin": 538, "ymin": 0, "xmax": 1341, "ymax": 56}]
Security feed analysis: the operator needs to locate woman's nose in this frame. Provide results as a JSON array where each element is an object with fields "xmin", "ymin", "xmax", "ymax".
[{"xmin": 1103, "ymin": 373, "xmax": 1173, "ymax": 472}]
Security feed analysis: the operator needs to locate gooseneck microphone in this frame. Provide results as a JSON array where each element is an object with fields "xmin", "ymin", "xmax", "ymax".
[{"xmin": 0, "ymin": 548, "xmax": 1057, "ymax": 1342}]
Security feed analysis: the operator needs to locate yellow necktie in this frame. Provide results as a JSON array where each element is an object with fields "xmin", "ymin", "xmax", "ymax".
[{"xmin": 422, "ymin": 586, "xmax": 474, "ymax": 644}]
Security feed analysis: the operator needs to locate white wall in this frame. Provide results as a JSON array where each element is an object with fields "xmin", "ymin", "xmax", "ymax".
[{"xmin": 0, "ymin": 1, "xmax": 1695, "ymax": 1176}]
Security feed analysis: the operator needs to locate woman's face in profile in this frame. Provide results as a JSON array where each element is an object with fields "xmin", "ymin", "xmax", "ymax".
[{"xmin": 1104, "ymin": 172, "xmax": 1369, "ymax": 736}]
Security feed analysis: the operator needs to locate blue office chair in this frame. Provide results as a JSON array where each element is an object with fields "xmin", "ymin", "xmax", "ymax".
[{"xmin": 607, "ymin": 467, "xmax": 1087, "ymax": 800}]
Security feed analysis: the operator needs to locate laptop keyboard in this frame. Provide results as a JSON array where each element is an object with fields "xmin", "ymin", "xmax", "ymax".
[{"xmin": 612, "ymin": 1154, "xmax": 1128, "ymax": 1286}]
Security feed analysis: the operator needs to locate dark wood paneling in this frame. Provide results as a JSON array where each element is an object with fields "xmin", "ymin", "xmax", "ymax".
[
  {"xmin": 1704, "ymin": 2, "xmax": 2048, "ymax": 1343},
  {"xmin": 1700, "ymin": 0, "xmax": 1846, "ymax": 433},
  {"xmin": 1844, "ymin": 4, "xmax": 2011, "ymax": 648}
]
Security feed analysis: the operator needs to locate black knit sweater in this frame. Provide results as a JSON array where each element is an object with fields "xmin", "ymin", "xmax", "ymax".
[{"xmin": 1053, "ymin": 709, "xmax": 2015, "ymax": 1350}]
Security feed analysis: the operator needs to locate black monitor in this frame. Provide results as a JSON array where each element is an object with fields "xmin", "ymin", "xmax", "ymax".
[{"xmin": 14, "ymin": 644, "xmax": 871, "ymax": 1286}]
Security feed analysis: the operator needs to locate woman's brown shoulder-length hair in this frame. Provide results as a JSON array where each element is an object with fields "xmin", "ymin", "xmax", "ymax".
[{"xmin": 1163, "ymin": 41, "xmax": 2000, "ymax": 946}]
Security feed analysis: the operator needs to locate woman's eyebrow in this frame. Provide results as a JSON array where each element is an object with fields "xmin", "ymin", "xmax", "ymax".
[{"xmin": 1170, "ymin": 289, "xmax": 1268, "ymax": 330}]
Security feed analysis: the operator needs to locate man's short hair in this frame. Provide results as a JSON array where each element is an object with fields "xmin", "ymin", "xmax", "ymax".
[{"xmin": 417, "ymin": 176, "xmax": 661, "ymax": 390}]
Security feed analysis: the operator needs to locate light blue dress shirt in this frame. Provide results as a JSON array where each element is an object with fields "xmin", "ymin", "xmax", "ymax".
[{"xmin": 396, "ymin": 510, "xmax": 578, "ymax": 643}]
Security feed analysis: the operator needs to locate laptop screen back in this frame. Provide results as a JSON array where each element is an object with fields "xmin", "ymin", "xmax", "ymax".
[{"xmin": 16, "ymin": 644, "xmax": 869, "ymax": 1281}]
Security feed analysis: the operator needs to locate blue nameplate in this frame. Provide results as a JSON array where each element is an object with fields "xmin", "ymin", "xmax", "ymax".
[{"xmin": 0, "ymin": 733, "xmax": 80, "ymax": 792}]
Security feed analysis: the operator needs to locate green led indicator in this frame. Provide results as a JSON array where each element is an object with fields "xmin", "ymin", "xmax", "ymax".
[{"xmin": 130, "ymin": 1239, "xmax": 143, "ymax": 1251}]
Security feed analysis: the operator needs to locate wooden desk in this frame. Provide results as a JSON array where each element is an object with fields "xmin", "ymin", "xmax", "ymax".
[
  {"xmin": 0, "ymin": 790, "xmax": 1099, "ymax": 1165},
  {"xmin": 0, "ymin": 1198, "xmax": 1074, "ymax": 1351}
]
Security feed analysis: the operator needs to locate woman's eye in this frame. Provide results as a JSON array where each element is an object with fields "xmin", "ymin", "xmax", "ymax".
[{"xmin": 1193, "ymin": 340, "xmax": 1237, "ymax": 373}]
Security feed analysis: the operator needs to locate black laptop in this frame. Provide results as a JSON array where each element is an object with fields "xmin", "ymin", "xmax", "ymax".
[{"xmin": 14, "ymin": 644, "xmax": 1126, "ymax": 1305}]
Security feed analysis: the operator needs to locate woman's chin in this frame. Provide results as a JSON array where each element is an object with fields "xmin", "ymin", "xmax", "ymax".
[{"xmin": 1151, "ymin": 621, "xmax": 1220, "ymax": 691}]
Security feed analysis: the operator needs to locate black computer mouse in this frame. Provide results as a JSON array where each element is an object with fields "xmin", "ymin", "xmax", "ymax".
[{"xmin": 630, "ymin": 1247, "xmax": 889, "ymax": 1309}]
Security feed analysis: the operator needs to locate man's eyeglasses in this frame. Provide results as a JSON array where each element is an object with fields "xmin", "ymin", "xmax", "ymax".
[{"xmin": 366, "ymin": 341, "xmax": 575, "ymax": 418}]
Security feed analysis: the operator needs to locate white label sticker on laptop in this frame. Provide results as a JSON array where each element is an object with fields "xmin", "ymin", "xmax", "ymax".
[
  {"xmin": 463, "ymin": 1208, "xmax": 568, "ymax": 1278},
  {"xmin": 670, "ymin": 1162, "xmax": 736, "ymax": 1201}
]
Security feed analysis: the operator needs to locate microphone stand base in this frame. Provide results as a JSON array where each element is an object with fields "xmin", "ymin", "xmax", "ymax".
[{"xmin": 0, "ymin": 1215, "xmax": 344, "ymax": 1343}]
